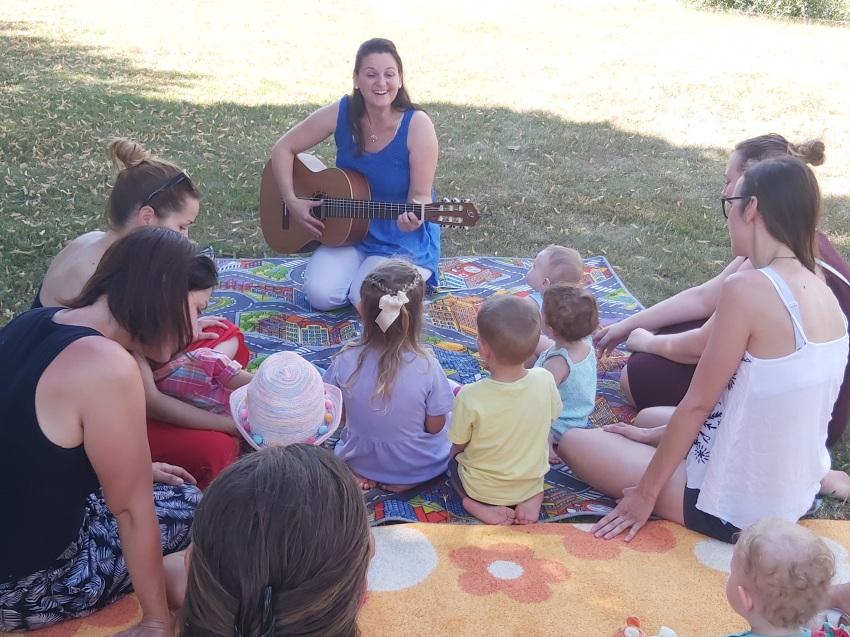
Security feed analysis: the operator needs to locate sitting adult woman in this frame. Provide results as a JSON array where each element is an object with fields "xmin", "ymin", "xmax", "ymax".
[
  {"xmin": 595, "ymin": 135, "xmax": 850, "ymax": 447},
  {"xmin": 175, "ymin": 445, "xmax": 373, "ymax": 637},
  {"xmin": 0, "ymin": 227, "xmax": 210, "ymax": 632},
  {"xmin": 562, "ymin": 157, "xmax": 848, "ymax": 543},
  {"xmin": 36, "ymin": 138, "xmax": 246, "ymax": 488},
  {"xmin": 271, "ymin": 37, "xmax": 439, "ymax": 310}
]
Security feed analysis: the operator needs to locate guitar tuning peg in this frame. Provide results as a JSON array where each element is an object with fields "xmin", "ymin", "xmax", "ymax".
[
  {"xmin": 452, "ymin": 197, "xmax": 461, "ymax": 203},
  {"xmin": 442, "ymin": 198, "xmax": 450, "ymax": 203},
  {"xmin": 463, "ymin": 199, "xmax": 471, "ymax": 203}
]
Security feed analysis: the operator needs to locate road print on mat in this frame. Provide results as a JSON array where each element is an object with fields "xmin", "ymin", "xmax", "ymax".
[{"xmin": 209, "ymin": 255, "xmax": 643, "ymax": 524}]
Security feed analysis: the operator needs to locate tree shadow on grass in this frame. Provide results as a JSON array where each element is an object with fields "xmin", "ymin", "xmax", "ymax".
[{"xmin": 2, "ymin": 21, "xmax": 849, "ymax": 317}]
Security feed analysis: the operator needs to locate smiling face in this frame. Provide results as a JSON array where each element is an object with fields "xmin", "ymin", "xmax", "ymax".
[{"xmin": 355, "ymin": 52, "xmax": 401, "ymax": 109}]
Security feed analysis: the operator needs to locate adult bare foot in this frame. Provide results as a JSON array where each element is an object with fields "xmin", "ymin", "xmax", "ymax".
[
  {"xmin": 354, "ymin": 474, "xmax": 376, "ymax": 490},
  {"xmin": 463, "ymin": 497, "xmax": 516, "ymax": 525},
  {"xmin": 820, "ymin": 470, "xmax": 850, "ymax": 500},
  {"xmin": 514, "ymin": 492, "xmax": 544, "ymax": 525},
  {"xmin": 377, "ymin": 482, "xmax": 420, "ymax": 493}
]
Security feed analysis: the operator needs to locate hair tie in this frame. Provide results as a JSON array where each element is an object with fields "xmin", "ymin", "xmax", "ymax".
[{"xmin": 375, "ymin": 290, "xmax": 409, "ymax": 332}]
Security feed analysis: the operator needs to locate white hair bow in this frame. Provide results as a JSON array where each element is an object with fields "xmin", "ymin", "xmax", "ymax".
[{"xmin": 375, "ymin": 291, "xmax": 409, "ymax": 332}]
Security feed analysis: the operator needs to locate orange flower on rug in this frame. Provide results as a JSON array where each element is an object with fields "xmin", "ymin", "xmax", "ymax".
[
  {"xmin": 449, "ymin": 542, "xmax": 570, "ymax": 603},
  {"xmin": 517, "ymin": 521, "xmax": 677, "ymax": 560}
]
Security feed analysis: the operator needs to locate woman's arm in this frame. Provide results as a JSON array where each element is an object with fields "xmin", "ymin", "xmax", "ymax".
[
  {"xmin": 595, "ymin": 256, "xmax": 748, "ymax": 354},
  {"xmin": 592, "ymin": 274, "xmax": 754, "ymax": 540},
  {"xmin": 625, "ymin": 315, "xmax": 716, "ymax": 365},
  {"xmin": 270, "ymin": 102, "xmax": 340, "ymax": 237},
  {"xmin": 135, "ymin": 355, "xmax": 236, "ymax": 435},
  {"xmin": 398, "ymin": 110, "xmax": 438, "ymax": 232},
  {"xmin": 76, "ymin": 343, "xmax": 172, "ymax": 633}
]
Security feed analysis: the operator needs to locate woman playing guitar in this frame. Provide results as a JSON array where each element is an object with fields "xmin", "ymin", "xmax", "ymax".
[{"xmin": 270, "ymin": 38, "xmax": 439, "ymax": 311}]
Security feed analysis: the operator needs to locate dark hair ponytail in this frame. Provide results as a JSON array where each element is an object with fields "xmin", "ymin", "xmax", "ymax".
[
  {"xmin": 740, "ymin": 156, "xmax": 821, "ymax": 273},
  {"xmin": 348, "ymin": 38, "xmax": 422, "ymax": 157}
]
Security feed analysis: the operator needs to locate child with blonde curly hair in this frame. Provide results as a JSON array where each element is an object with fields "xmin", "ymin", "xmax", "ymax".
[
  {"xmin": 725, "ymin": 518, "xmax": 834, "ymax": 637},
  {"xmin": 325, "ymin": 259, "xmax": 455, "ymax": 492}
]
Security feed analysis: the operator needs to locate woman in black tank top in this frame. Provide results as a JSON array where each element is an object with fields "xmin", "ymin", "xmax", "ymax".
[{"xmin": 0, "ymin": 227, "xmax": 217, "ymax": 635}]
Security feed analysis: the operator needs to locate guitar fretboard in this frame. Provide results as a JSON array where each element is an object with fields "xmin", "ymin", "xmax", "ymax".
[{"xmin": 299, "ymin": 197, "xmax": 422, "ymax": 220}]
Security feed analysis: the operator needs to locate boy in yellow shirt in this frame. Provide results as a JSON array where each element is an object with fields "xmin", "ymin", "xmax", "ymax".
[{"xmin": 448, "ymin": 294, "xmax": 563, "ymax": 525}]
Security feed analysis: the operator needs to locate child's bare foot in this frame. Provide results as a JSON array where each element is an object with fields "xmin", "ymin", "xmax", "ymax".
[
  {"xmin": 547, "ymin": 433, "xmax": 560, "ymax": 465},
  {"xmin": 463, "ymin": 497, "xmax": 516, "ymax": 525},
  {"xmin": 514, "ymin": 492, "xmax": 544, "ymax": 525},
  {"xmin": 377, "ymin": 482, "xmax": 420, "ymax": 493},
  {"xmin": 354, "ymin": 474, "xmax": 377, "ymax": 490},
  {"xmin": 820, "ymin": 470, "xmax": 850, "ymax": 500}
]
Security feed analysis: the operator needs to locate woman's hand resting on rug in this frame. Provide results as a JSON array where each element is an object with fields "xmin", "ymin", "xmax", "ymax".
[
  {"xmin": 593, "ymin": 321, "xmax": 633, "ymax": 355},
  {"xmin": 153, "ymin": 463, "xmax": 197, "ymax": 487},
  {"xmin": 591, "ymin": 485, "xmax": 655, "ymax": 541}
]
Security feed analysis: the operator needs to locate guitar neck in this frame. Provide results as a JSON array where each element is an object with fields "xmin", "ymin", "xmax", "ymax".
[{"xmin": 301, "ymin": 197, "xmax": 421, "ymax": 220}]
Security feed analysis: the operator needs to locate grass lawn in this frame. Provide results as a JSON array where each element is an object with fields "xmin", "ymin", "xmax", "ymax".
[{"xmin": 2, "ymin": 0, "xmax": 850, "ymax": 514}]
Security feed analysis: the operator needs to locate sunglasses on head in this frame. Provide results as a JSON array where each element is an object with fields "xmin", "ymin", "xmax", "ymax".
[{"xmin": 142, "ymin": 171, "xmax": 194, "ymax": 208}]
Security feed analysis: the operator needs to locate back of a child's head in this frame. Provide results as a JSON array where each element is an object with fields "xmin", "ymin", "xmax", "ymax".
[
  {"xmin": 178, "ymin": 445, "xmax": 370, "ymax": 637},
  {"xmin": 544, "ymin": 245, "xmax": 583, "ymax": 285},
  {"xmin": 735, "ymin": 518, "xmax": 834, "ymax": 629},
  {"xmin": 542, "ymin": 283, "xmax": 599, "ymax": 342},
  {"xmin": 353, "ymin": 258, "xmax": 427, "ymax": 402},
  {"xmin": 477, "ymin": 294, "xmax": 540, "ymax": 365}
]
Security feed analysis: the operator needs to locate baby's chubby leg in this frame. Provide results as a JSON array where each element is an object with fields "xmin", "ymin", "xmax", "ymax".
[{"xmin": 514, "ymin": 492, "xmax": 544, "ymax": 525}]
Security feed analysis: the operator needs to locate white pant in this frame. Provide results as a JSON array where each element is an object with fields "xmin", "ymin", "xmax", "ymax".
[{"xmin": 303, "ymin": 246, "xmax": 432, "ymax": 311}]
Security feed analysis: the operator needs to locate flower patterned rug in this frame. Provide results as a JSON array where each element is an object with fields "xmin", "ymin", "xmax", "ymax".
[
  {"xmin": 210, "ymin": 255, "xmax": 642, "ymax": 524},
  {"xmin": 24, "ymin": 520, "xmax": 850, "ymax": 637}
]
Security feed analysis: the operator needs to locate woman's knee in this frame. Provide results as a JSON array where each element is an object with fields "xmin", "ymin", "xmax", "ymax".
[
  {"xmin": 557, "ymin": 427, "xmax": 600, "ymax": 466},
  {"xmin": 304, "ymin": 277, "xmax": 351, "ymax": 311}
]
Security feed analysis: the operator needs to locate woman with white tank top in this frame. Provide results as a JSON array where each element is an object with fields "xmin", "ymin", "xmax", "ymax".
[{"xmin": 560, "ymin": 156, "xmax": 849, "ymax": 543}]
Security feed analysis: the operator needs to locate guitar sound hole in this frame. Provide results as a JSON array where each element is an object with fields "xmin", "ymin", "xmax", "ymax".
[{"xmin": 310, "ymin": 191, "xmax": 327, "ymax": 219}]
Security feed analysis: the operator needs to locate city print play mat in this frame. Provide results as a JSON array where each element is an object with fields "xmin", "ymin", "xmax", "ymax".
[{"xmin": 209, "ymin": 255, "xmax": 644, "ymax": 524}]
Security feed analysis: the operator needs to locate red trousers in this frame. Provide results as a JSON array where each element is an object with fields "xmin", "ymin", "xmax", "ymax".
[{"xmin": 146, "ymin": 320, "xmax": 248, "ymax": 489}]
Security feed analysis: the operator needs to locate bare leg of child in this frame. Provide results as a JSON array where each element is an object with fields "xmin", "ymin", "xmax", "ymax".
[
  {"xmin": 463, "ymin": 498, "xmax": 516, "ymax": 526},
  {"xmin": 449, "ymin": 457, "xmax": 515, "ymax": 526},
  {"xmin": 377, "ymin": 482, "xmax": 421, "ymax": 493},
  {"xmin": 548, "ymin": 432, "xmax": 560, "ymax": 465},
  {"xmin": 354, "ymin": 473, "xmax": 377, "ymax": 490},
  {"xmin": 514, "ymin": 491, "xmax": 544, "ymax": 525}
]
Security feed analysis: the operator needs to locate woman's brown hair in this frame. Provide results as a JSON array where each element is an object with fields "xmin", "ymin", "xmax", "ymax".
[
  {"xmin": 340, "ymin": 259, "xmax": 427, "ymax": 408},
  {"xmin": 740, "ymin": 156, "xmax": 822, "ymax": 273},
  {"xmin": 64, "ymin": 226, "xmax": 217, "ymax": 354},
  {"xmin": 106, "ymin": 137, "xmax": 201, "ymax": 230},
  {"xmin": 177, "ymin": 446, "xmax": 371, "ymax": 637},
  {"xmin": 348, "ymin": 38, "xmax": 422, "ymax": 157},
  {"xmin": 735, "ymin": 133, "xmax": 825, "ymax": 170}
]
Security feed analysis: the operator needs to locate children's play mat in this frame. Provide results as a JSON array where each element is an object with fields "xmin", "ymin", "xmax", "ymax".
[{"xmin": 211, "ymin": 255, "xmax": 641, "ymax": 524}]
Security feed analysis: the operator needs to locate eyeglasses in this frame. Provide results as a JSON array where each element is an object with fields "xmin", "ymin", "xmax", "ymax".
[
  {"xmin": 142, "ymin": 171, "xmax": 194, "ymax": 207},
  {"xmin": 720, "ymin": 195, "xmax": 751, "ymax": 219}
]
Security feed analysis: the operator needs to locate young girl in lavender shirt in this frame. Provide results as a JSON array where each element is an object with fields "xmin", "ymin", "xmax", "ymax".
[{"xmin": 324, "ymin": 259, "xmax": 455, "ymax": 492}]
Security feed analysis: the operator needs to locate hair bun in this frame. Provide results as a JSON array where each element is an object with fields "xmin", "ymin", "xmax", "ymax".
[
  {"xmin": 107, "ymin": 137, "xmax": 151, "ymax": 172},
  {"xmin": 796, "ymin": 139, "xmax": 826, "ymax": 167}
]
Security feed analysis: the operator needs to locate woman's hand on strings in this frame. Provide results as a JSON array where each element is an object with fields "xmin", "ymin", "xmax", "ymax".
[
  {"xmin": 590, "ymin": 485, "xmax": 655, "ymax": 541},
  {"xmin": 288, "ymin": 197, "xmax": 325, "ymax": 237},
  {"xmin": 398, "ymin": 199, "xmax": 425, "ymax": 232}
]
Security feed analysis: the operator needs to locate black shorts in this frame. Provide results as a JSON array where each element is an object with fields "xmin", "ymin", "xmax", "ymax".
[{"xmin": 682, "ymin": 487, "xmax": 741, "ymax": 544}]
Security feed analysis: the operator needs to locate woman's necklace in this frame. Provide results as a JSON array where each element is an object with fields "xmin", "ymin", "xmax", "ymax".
[{"xmin": 365, "ymin": 114, "xmax": 378, "ymax": 143}]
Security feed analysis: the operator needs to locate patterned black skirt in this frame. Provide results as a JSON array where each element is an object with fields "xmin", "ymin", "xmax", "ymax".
[{"xmin": 0, "ymin": 482, "xmax": 200, "ymax": 631}]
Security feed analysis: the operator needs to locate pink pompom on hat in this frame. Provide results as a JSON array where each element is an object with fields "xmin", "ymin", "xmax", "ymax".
[{"xmin": 229, "ymin": 352, "xmax": 342, "ymax": 450}]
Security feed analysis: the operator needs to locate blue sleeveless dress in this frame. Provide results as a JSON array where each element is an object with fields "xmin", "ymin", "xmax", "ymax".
[{"xmin": 334, "ymin": 95, "xmax": 440, "ymax": 283}]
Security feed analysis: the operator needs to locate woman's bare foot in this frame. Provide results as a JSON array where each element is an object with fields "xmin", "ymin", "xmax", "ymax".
[
  {"xmin": 514, "ymin": 492, "xmax": 544, "ymax": 525},
  {"xmin": 463, "ymin": 497, "xmax": 515, "ymax": 525},
  {"xmin": 354, "ymin": 474, "xmax": 376, "ymax": 490},
  {"xmin": 377, "ymin": 482, "xmax": 420, "ymax": 493},
  {"xmin": 820, "ymin": 470, "xmax": 850, "ymax": 500}
]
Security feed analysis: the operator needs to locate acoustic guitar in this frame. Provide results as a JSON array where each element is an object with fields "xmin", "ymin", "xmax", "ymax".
[{"xmin": 259, "ymin": 155, "xmax": 481, "ymax": 254}]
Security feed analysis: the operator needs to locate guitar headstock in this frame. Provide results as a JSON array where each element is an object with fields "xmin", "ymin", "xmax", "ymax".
[{"xmin": 423, "ymin": 198, "xmax": 481, "ymax": 228}]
